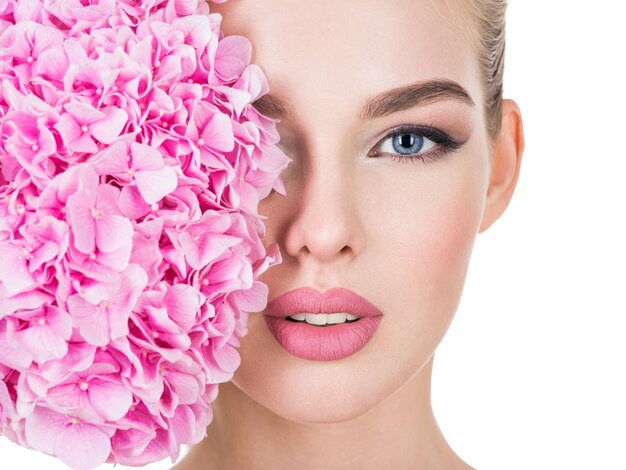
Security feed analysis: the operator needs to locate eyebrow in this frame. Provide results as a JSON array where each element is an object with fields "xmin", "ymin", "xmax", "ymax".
[{"xmin": 251, "ymin": 79, "xmax": 475, "ymax": 122}]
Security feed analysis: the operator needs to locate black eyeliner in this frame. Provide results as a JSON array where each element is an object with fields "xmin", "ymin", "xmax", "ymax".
[{"xmin": 369, "ymin": 124, "xmax": 464, "ymax": 165}]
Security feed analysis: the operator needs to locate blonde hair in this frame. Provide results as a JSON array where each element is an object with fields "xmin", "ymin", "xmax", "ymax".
[
  {"xmin": 469, "ymin": 0, "xmax": 508, "ymax": 139},
  {"xmin": 433, "ymin": 0, "xmax": 508, "ymax": 140}
]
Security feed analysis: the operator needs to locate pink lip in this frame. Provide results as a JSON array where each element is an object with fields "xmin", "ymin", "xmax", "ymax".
[{"xmin": 264, "ymin": 286, "xmax": 384, "ymax": 361}]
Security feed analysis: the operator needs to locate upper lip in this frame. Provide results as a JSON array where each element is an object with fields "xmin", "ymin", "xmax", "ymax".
[{"xmin": 265, "ymin": 286, "xmax": 384, "ymax": 318}]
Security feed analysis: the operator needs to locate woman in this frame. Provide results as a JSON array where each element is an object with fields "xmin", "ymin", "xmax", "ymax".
[{"xmin": 175, "ymin": 0, "xmax": 524, "ymax": 468}]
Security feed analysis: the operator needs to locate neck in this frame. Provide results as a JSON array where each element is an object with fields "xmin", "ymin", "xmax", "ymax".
[{"xmin": 175, "ymin": 356, "xmax": 474, "ymax": 469}]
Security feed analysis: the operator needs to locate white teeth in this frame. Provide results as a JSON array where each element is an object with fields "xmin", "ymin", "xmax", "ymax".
[
  {"xmin": 305, "ymin": 313, "xmax": 327, "ymax": 325},
  {"xmin": 325, "ymin": 313, "xmax": 347, "ymax": 324},
  {"xmin": 287, "ymin": 312, "xmax": 359, "ymax": 325}
]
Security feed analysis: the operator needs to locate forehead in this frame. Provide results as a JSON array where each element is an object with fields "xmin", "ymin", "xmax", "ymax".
[{"xmin": 211, "ymin": 0, "xmax": 482, "ymax": 120}]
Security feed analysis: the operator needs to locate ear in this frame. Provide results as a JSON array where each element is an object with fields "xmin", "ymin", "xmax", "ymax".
[{"xmin": 479, "ymin": 99, "xmax": 525, "ymax": 233}]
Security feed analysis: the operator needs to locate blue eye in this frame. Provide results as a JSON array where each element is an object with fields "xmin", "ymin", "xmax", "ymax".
[
  {"xmin": 369, "ymin": 125, "xmax": 462, "ymax": 164},
  {"xmin": 384, "ymin": 133, "xmax": 435, "ymax": 155}
]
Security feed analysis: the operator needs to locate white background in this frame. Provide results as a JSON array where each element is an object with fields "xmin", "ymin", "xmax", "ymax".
[
  {"xmin": 2, "ymin": 1, "xmax": 625, "ymax": 468},
  {"xmin": 434, "ymin": 1, "xmax": 626, "ymax": 469}
]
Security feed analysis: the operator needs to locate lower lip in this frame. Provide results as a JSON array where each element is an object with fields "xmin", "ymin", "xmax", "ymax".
[{"xmin": 263, "ymin": 316, "xmax": 383, "ymax": 361}]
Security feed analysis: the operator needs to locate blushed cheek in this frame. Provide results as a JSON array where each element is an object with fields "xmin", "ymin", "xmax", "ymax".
[
  {"xmin": 384, "ymin": 165, "xmax": 487, "ymax": 348},
  {"xmin": 423, "ymin": 179, "xmax": 482, "ymax": 296}
]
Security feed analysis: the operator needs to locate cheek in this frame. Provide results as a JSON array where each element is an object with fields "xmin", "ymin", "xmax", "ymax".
[
  {"xmin": 369, "ymin": 155, "xmax": 487, "ymax": 351},
  {"xmin": 412, "ymin": 175, "xmax": 481, "ymax": 297}
]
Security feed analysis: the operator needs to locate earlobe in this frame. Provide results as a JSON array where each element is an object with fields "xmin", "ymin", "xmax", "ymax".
[{"xmin": 479, "ymin": 99, "xmax": 525, "ymax": 233}]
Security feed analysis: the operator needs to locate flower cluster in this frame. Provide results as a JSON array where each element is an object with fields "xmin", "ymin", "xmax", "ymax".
[{"xmin": 0, "ymin": 0, "xmax": 291, "ymax": 468}]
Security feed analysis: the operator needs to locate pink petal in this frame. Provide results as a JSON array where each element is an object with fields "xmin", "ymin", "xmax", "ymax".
[
  {"xmin": 87, "ymin": 378, "xmax": 133, "ymax": 421},
  {"xmin": 170, "ymin": 405, "xmax": 195, "ymax": 443},
  {"xmin": 55, "ymin": 422, "xmax": 111, "ymax": 470},
  {"xmin": 67, "ymin": 295, "xmax": 97, "ymax": 318},
  {"xmin": 0, "ymin": 250, "xmax": 37, "ymax": 295},
  {"xmin": 45, "ymin": 383, "xmax": 93, "ymax": 419},
  {"xmin": 31, "ymin": 22, "xmax": 63, "ymax": 56},
  {"xmin": 64, "ymin": 99, "xmax": 105, "ymax": 125},
  {"xmin": 230, "ymin": 280, "xmax": 269, "ymax": 313},
  {"xmin": 134, "ymin": 166, "xmax": 178, "ymax": 204},
  {"xmin": 53, "ymin": 112, "xmax": 81, "ymax": 144},
  {"xmin": 174, "ymin": 0, "xmax": 198, "ymax": 16},
  {"xmin": 35, "ymin": 47, "xmax": 68, "ymax": 82},
  {"xmin": 70, "ymin": 132, "xmax": 99, "ymax": 154},
  {"xmin": 166, "ymin": 369, "xmax": 200, "ymax": 405},
  {"xmin": 0, "ymin": 380, "xmax": 17, "ymax": 426},
  {"xmin": 130, "ymin": 142, "xmax": 164, "ymax": 171},
  {"xmin": 177, "ymin": 14, "xmax": 212, "ymax": 50},
  {"xmin": 164, "ymin": 284, "xmax": 203, "ymax": 328},
  {"xmin": 129, "ymin": 35, "xmax": 153, "ymax": 69},
  {"xmin": 68, "ymin": 205, "xmax": 96, "ymax": 254},
  {"xmin": 96, "ymin": 214, "xmax": 133, "ymax": 253},
  {"xmin": 0, "ymin": 287, "xmax": 52, "ymax": 317},
  {"xmin": 108, "ymin": 305, "xmax": 131, "ymax": 340},
  {"xmin": 215, "ymin": 35, "xmax": 251, "ymax": 81},
  {"xmin": 91, "ymin": 140, "xmax": 130, "ymax": 175},
  {"xmin": 215, "ymin": 84, "xmax": 251, "ymax": 118},
  {"xmin": 30, "ymin": 240, "xmax": 59, "ymax": 272},
  {"xmin": 0, "ymin": 319, "xmax": 33, "ymax": 369},
  {"xmin": 17, "ymin": 323, "xmax": 68, "ymax": 363},
  {"xmin": 57, "ymin": 164, "xmax": 90, "ymax": 202},
  {"xmin": 234, "ymin": 63, "xmax": 269, "ymax": 102},
  {"xmin": 74, "ymin": 308, "xmax": 110, "ymax": 347},
  {"xmin": 24, "ymin": 406, "xmax": 66, "ymax": 455},
  {"xmin": 66, "ymin": 61, "xmax": 106, "ymax": 91},
  {"xmin": 129, "ymin": 233, "xmax": 163, "ymax": 285},
  {"xmin": 96, "ymin": 243, "xmax": 132, "ymax": 272},
  {"xmin": 201, "ymin": 112, "xmax": 234, "ymax": 152},
  {"xmin": 211, "ymin": 342, "xmax": 241, "ymax": 375},
  {"xmin": 79, "ymin": 278, "xmax": 119, "ymax": 306},
  {"xmin": 90, "ymin": 106, "xmax": 128, "ymax": 144},
  {"xmin": 15, "ymin": 307, "xmax": 71, "ymax": 363},
  {"xmin": 91, "ymin": 182, "xmax": 120, "ymax": 212},
  {"xmin": 39, "ymin": 342, "xmax": 97, "ymax": 383},
  {"xmin": 14, "ymin": 0, "xmax": 43, "ymax": 21},
  {"xmin": 119, "ymin": 185, "xmax": 151, "ymax": 219},
  {"xmin": 178, "ymin": 232, "xmax": 240, "ymax": 269}
]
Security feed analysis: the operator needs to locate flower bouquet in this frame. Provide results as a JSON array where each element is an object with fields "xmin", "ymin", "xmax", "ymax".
[{"xmin": 0, "ymin": 0, "xmax": 290, "ymax": 468}]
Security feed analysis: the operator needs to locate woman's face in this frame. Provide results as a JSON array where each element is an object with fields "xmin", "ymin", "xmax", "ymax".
[{"xmin": 212, "ymin": 0, "xmax": 492, "ymax": 423}]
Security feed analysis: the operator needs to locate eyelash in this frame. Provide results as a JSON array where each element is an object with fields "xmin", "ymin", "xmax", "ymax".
[{"xmin": 368, "ymin": 124, "xmax": 463, "ymax": 165}]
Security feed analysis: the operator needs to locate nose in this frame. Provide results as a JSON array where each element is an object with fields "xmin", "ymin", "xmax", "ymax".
[{"xmin": 281, "ymin": 156, "xmax": 364, "ymax": 265}]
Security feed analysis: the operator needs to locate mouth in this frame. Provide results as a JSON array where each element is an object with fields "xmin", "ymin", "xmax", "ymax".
[
  {"xmin": 263, "ymin": 286, "xmax": 384, "ymax": 361},
  {"xmin": 284, "ymin": 312, "xmax": 360, "ymax": 326},
  {"xmin": 263, "ymin": 314, "xmax": 382, "ymax": 361}
]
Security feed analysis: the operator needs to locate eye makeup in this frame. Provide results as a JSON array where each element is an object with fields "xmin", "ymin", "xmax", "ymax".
[
  {"xmin": 273, "ymin": 119, "xmax": 467, "ymax": 167},
  {"xmin": 367, "ymin": 124, "xmax": 464, "ymax": 165}
]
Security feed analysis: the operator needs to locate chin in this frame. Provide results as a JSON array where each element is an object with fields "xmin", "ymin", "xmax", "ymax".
[
  {"xmin": 259, "ymin": 387, "xmax": 379, "ymax": 425},
  {"xmin": 230, "ymin": 331, "xmax": 403, "ymax": 426}
]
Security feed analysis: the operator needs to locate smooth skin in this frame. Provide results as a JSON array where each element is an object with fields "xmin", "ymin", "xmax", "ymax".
[{"xmin": 174, "ymin": 0, "xmax": 524, "ymax": 468}]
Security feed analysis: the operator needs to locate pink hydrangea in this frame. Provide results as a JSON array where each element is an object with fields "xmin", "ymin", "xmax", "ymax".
[{"xmin": 0, "ymin": 0, "xmax": 291, "ymax": 468}]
